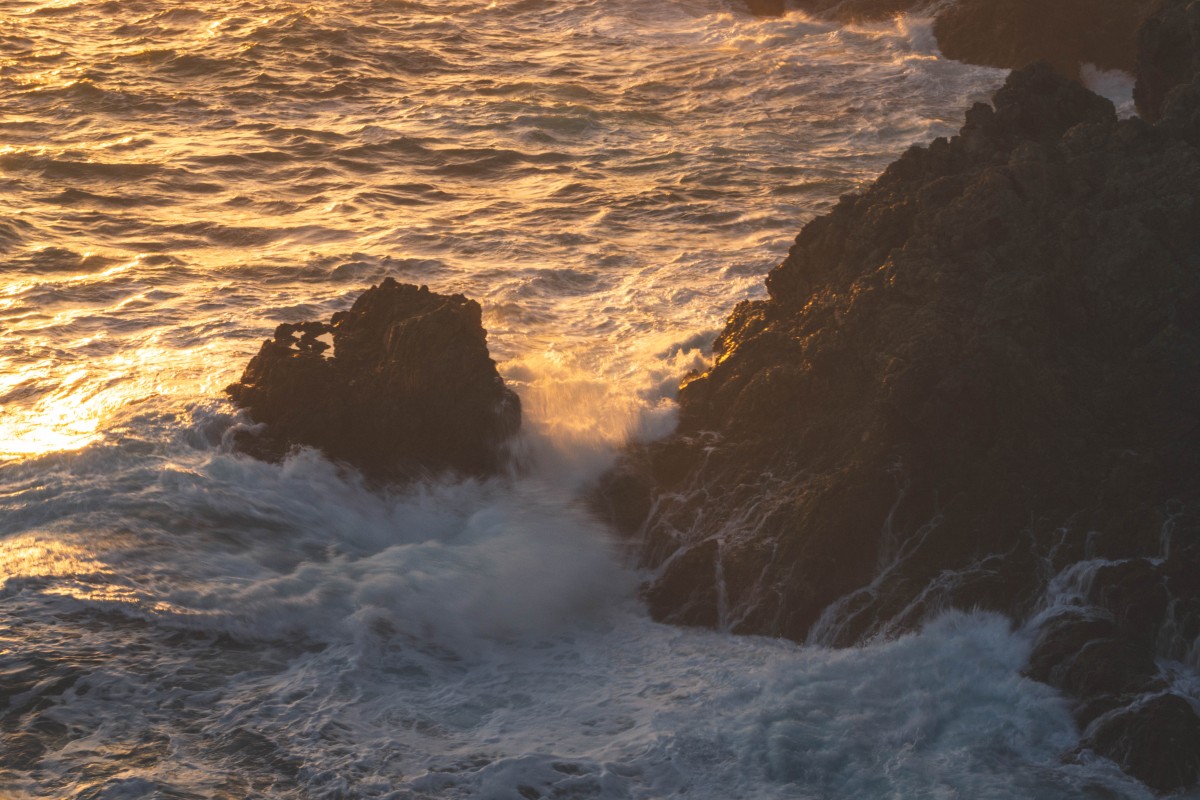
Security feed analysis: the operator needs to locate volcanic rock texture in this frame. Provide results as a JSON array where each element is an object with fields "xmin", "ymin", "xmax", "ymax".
[
  {"xmin": 227, "ymin": 278, "xmax": 520, "ymax": 481},
  {"xmin": 599, "ymin": 54, "xmax": 1200, "ymax": 794}
]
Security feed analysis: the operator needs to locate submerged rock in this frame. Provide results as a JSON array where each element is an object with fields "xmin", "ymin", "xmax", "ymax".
[
  {"xmin": 226, "ymin": 278, "xmax": 520, "ymax": 480},
  {"xmin": 597, "ymin": 56, "xmax": 1200, "ymax": 793}
]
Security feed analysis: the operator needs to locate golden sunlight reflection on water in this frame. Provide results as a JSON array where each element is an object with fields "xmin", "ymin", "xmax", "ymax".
[
  {"xmin": 0, "ymin": 534, "xmax": 105, "ymax": 580},
  {"xmin": 0, "ymin": 533, "xmax": 186, "ymax": 614},
  {"xmin": 0, "ymin": 338, "xmax": 228, "ymax": 459},
  {"xmin": 0, "ymin": 367, "xmax": 108, "ymax": 457}
]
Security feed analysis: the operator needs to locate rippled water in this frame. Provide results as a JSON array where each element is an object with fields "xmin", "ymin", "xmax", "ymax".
[{"xmin": 0, "ymin": 1, "xmax": 1157, "ymax": 798}]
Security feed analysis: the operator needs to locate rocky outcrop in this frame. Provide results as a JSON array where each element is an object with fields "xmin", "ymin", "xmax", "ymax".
[
  {"xmin": 597, "ymin": 61, "xmax": 1200, "ymax": 792},
  {"xmin": 1026, "ymin": 543, "xmax": 1200, "ymax": 792},
  {"xmin": 778, "ymin": 0, "xmax": 1154, "ymax": 79},
  {"xmin": 785, "ymin": 0, "xmax": 926, "ymax": 22},
  {"xmin": 1134, "ymin": 0, "xmax": 1200, "ymax": 120},
  {"xmin": 933, "ymin": 0, "xmax": 1155, "ymax": 78},
  {"xmin": 745, "ymin": 0, "xmax": 786, "ymax": 15},
  {"xmin": 1082, "ymin": 693, "xmax": 1200, "ymax": 794},
  {"xmin": 227, "ymin": 278, "xmax": 520, "ymax": 480}
]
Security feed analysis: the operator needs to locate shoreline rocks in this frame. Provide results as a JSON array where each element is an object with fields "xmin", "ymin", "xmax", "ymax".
[
  {"xmin": 226, "ymin": 278, "xmax": 520, "ymax": 481},
  {"xmin": 597, "ymin": 31, "xmax": 1200, "ymax": 793},
  {"xmin": 745, "ymin": 0, "xmax": 786, "ymax": 15},
  {"xmin": 933, "ymin": 0, "xmax": 1154, "ymax": 78},
  {"xmin": 1135, "ymin": 0, "xmax": 1200, "ymax": 120},
  {"xmin": 747, "ymin": 0, "xmax": 1154, "ymax": 79}
]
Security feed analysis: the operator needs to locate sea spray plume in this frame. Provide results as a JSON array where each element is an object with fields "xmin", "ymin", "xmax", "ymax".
[
  {"xmin": 166, "ymin": 456, "xmax": 633, "ymax": 653},
  {"xmin": 226, "ymin": 278, "xmax": 521, "ymax": 481},
  {"xmin": 596, "ymin": 59, "xmax": 1200, "ymax": 792}
]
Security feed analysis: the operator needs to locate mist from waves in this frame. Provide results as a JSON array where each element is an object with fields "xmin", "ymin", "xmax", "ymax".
[
  {"xmin": 0, "ymin": 439, "xmax": 1160, "ymax": 799},
  {"xmin": 0, "ymin": 0, "xmax": 1158, "ymax": 797}
]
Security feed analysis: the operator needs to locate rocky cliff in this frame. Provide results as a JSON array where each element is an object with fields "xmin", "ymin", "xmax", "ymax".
[
  {"xmin": 599, "ymin": 22, "xmax": 1200, "ymax": 793},
  {"xmin": 1135, "ymin": 0, "xmax": 1200, "ymax": 120}
]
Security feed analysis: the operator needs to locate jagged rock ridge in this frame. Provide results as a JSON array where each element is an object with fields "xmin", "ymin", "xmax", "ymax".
[
  {"xmin": 227, "ymin": 278, "xmax": 520, "ymax": 480},
  {"xmin": 1135, "ymin": 0, "xmax": 1200, "ymax": 121},
  {"xmin": 598, "ymin": 55, "xmax": 1200, "ymax": 794}
]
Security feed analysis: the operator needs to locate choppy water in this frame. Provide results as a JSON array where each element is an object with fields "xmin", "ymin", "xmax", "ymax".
[{"xmin": 0, "ymin": 1, "xmax": 1156, "ymax": 798}]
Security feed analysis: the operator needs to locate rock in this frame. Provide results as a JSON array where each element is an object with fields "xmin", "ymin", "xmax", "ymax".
[
  {"xmin": 1085, "ymin": 559, "xmax": 1170, "ymax": 647},
  {"xmin": 602, "ymin": 60, "xmax": 1200, "ymax": 639},
  {"xmin": 1162, "ymin": 530, "xmax": 1200, "ymax": 660},
  {"xmin": 744, "ymin": 0, "xmax": 786, "ymax": 15},
  {"xmin": 1134, "ymin": 0, "xmax": 1200, "ymax": 121},
  {"xmin": 226, "ymin": 279, "xmax": 520, "ymax": 480},
  {"xmin": 933, "ymin": 0, "xmax": 1155, "ymax": 78},
  {"xmin": 595, "ymin": 59, "xmax": 1200, "ymax": 789},
  {"xmin": 1083, "ymin": 694, "xmax": 1200, "ymax": 793},
  {"xmin": 787, "ymin": 0, "xmax": 1153, "ymax": 78},
  {"xmin": 1027, "ymin": 610, "xmax": 1165, "ymax": 726}
]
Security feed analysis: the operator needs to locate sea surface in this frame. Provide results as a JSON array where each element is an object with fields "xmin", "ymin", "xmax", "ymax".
[{"xmin": 0, "ymin": 1, "xmax": 1153, "ymax": 798}]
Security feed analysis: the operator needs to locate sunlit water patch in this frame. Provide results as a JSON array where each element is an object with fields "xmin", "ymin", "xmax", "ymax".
[
  {"xmin": 0, "ymin": 0, "xmax": 1006, "ymax": 457},
  {"xmin": 0, "ymin": 0, "xmax": 1155, "ymax": 797}
]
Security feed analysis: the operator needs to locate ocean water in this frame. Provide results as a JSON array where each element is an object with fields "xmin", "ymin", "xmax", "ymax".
[{"xmin": 0, "ymin": 1, "xmax": 1159, "ymax": 797}]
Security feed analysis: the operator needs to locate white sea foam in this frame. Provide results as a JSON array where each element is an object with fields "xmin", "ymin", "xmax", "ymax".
[
  {"xmin": 1081, "ymin": 64, "xmax": 1138, "ymax": 117},
  {"xmin": 0, "ymin": 409, "xmax": 1162, "ymax": 800}
]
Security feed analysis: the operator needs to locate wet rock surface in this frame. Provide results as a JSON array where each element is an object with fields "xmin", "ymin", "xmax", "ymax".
[
  {"xmin": 744, "ymin": 0, "xmax": 786, "ymax": 15},
  {"xmin": 1082, "ymin": 693, "xmax": 1200, "ymax": 793},
  {"xmin": 1135, "ymin": 0, "xmax": 1200, "ymax": 120},
  {"xmin": 785, "ymin": 0, "xmax": 1152, "ymax": 78},
  {"xmin": 598, "ymin": 56, "xmax": 1200, "ymax": 793},
  {"xmin": 933, "ymin": 0, "xmax": 1154, "ymax": 78},
  {"xmin": 226, "ymin": 278, "xmax": 520, "ymax": 480}
]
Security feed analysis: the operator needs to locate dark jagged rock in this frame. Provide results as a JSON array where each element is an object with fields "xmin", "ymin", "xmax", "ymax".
[
  {"xmin": 1135, "ymin": 0, "xmax": 1200, "ymax": 121},
  {"xmin": 1027, "ymin": 609, "xmax": 1165, "ymax": 726},
  {"xmin": 596, "ymin": 59, "xmax": 1200, "ymax": 792},
  {"xmin": 1082, "ymin": 694, "xmax": 1200, "ymax": 793},
  {"xmin": 226, "ymin": 278, "xmax": 520, "ymax": 480},
  {"xmin": 933, "ymin": 0, "xmax": 1155, "ymax": 78},
  {"xmin": 750, "ymin": 0, "xmax": 1151, "ymax": 79},
  {"xmin": 602, "ymin": 61, "xmax": 1190, "ymax": 638}
]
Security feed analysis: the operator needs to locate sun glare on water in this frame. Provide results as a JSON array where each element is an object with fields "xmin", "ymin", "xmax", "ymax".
[
  {"xmin": 0, "ymin": 336, "xmax": 223, "ymax": 459},
  {"xmin": 0, "ymin": 369, "xmax": 108, "ymax": 457}
]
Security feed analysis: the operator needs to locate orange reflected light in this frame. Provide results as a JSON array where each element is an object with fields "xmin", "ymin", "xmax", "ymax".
[
  {"xmin": 0, "ymin": 338, "xmax": 185, "ymax": 459},
  {"xmin": 0, "ymin": 367, "xmax": 111, "ymax": 457},
  {"xmin": 0, "ymin": 534, "xmax": 105, "ymax": 581},
  {"xmin": 0, "ymin": 534, "xmax": 182, "ymax": 614}
]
